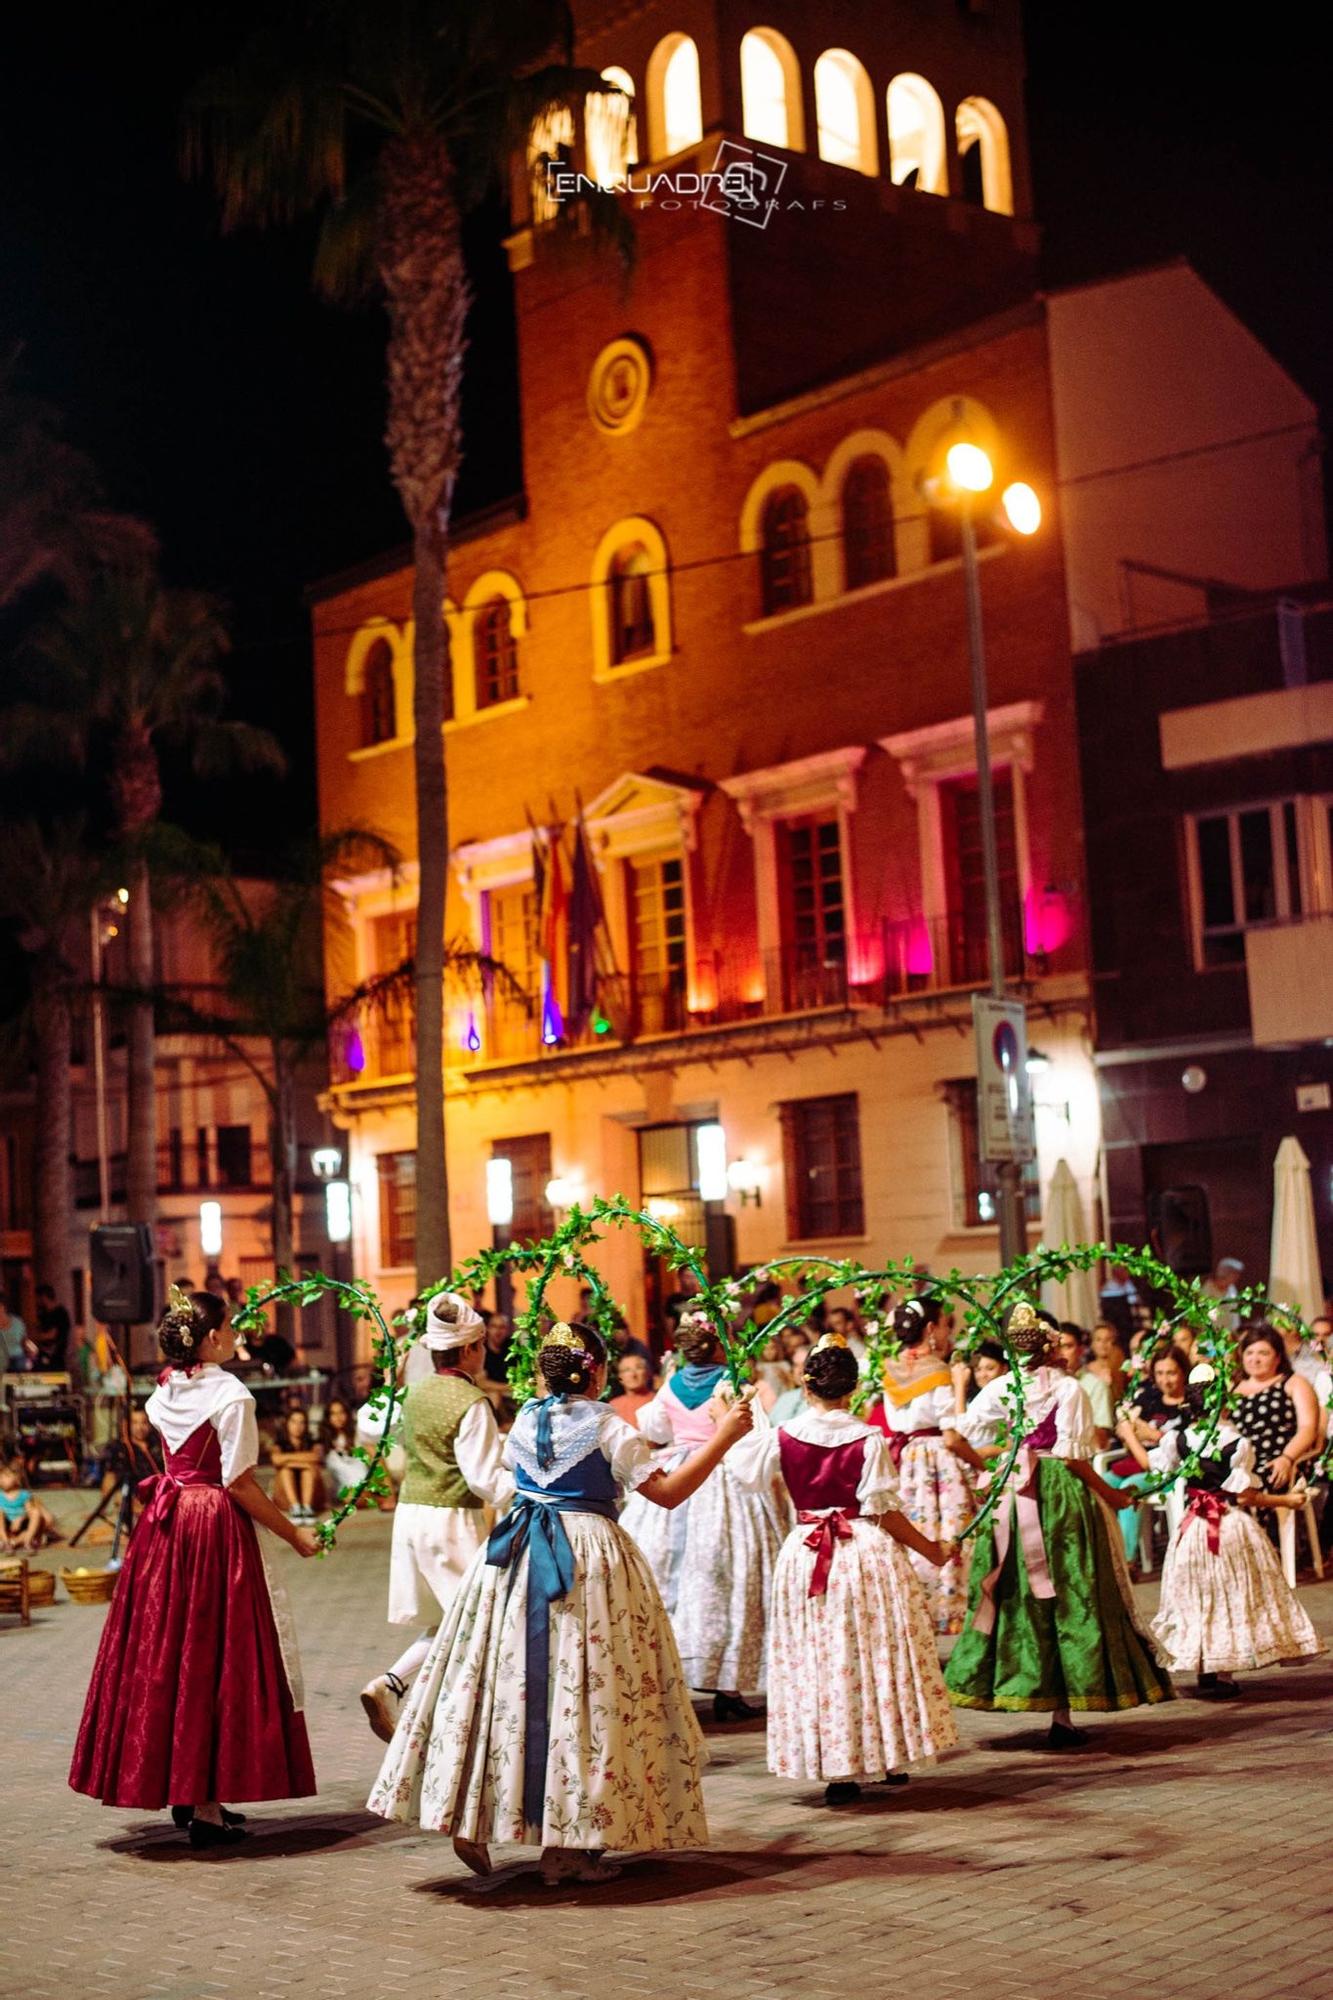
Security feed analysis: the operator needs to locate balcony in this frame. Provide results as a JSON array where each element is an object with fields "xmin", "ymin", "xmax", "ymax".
[
  {"xmin": 1246, "ymin": 916, "xmax": 1333, "ymax": 1046},
  {"xmin": 74, "ymin": 1137, "xmax": 274, "ymax": 1209},
  {"xmin": 331, "ymin": 916, "xmax": 1047, "ymax": 1089}
]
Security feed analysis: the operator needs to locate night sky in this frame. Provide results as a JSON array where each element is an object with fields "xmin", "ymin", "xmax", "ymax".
[{"xmin": 2, "ymin": 4, "xmax": 1330, "ymax": 845}]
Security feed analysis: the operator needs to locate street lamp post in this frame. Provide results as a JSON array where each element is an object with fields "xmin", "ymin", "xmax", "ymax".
[
  {"xmin": 959, "ymin": 500, "xmax": 1027, "ymax": 1266},
  {"xmin": 926, "ymin": 425, "xmax": 1043, "ymax": 1266}
]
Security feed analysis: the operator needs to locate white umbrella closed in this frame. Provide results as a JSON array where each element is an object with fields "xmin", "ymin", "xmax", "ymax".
[
  {"xmin": 1269, "ymin": 1135, "xmax": 1324, "ymax": 1325},
  {"xmin": 1039, "ymin": 1158, "xmax": 1099, "ymax": 1329}
]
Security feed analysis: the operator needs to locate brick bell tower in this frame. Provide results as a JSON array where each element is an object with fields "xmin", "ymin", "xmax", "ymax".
[{"xmin": 506, "ymin": 0, "xmax": 1039, "ymax": 418}]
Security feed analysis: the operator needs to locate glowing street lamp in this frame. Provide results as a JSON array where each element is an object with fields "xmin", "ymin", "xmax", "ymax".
[{"xmin": 920, "ymin": 404, "xmax": 1045, "ymax": 1263}]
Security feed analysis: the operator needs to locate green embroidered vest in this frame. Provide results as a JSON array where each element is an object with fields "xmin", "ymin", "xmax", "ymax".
[{"xmin": 400, "ymin": 1373, "xmax": 489, "ymax": 1508}]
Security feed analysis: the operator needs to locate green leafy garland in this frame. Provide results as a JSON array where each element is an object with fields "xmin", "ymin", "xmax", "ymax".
[{"xmin": 232, "ymin": 1210, "xmax": 1279, "ymax": 1552}]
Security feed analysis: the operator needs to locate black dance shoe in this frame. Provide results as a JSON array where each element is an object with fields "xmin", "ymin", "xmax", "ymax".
[
  {"xmin": 1047, "ymin": 1720, "xmax": 1094, "ymax": 1752},
  {"xmin": 188, "ymin": 1816, "xmax": 248, "ymax": 1849},
  {"xmin": 1196, "ymin": 1673, "xmax": 1242, "ymax": 1701},
  {"xmin": 712, "ymin": 1692, "xmax": 761, "ymax": 1722},
  {"xmin": 880, "ymin": 1772, "xmax": 910, "ymax": 1788},
  {"xmin": 171, "ymin": 1806, "xmax": 247, "ymax": 1829},
  {"xmin": 824, "ymin": 1781, "xmax": 862, "ymax": 1806}
]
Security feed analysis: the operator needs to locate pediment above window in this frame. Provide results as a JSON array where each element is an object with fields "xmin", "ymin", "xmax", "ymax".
[{"xmin": 583, "ymin": 770, "xmax": 707, "ymax": 858}]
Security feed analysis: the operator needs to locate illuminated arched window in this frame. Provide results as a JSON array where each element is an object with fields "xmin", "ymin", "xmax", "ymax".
[
  {"xmin": 841, "ymin": 458, "xmax": 895, "ymax": 590},
  {"xmin": 886, "ymin": 74, "xmax": 947, "ymax": 194},
  {"xmin": 759, "ymin": 488, "xmax": 812, "ymax": 615},
  {"xmin": 609, "ymin": 546, "xmax": 656, "ymax": 663},
  {"xmin": 359, "ymin": 638, "xmax": 396, "ymax": 747},
  {"xmin": 646, "ymin": 34, "xmax": 703, "ymax": 161},
  {"xmin": 814, "ymin": 49, "xmax": 877, "ymax": 175},
  {"xmin": 528, "ymin": 102, "xmax": 575, "ymax": 223},
  {"xmin": 956, "ymin": 97, "xmax": 1014, "ymax": 215},
  {"xmin": 740, "ymin": 28, "xmax": 804, "ymax": 151},
  {"xmin": 474, "ymin": 598, "xmax": 520, "ymax": 708},
  {"xmin": 586, "ymin": 66, "xmax": 637, "ymax": 186}
]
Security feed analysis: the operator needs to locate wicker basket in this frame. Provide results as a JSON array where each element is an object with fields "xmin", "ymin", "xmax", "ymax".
[
  {"xmin": 27, "ymin": 1568, "xmax": 56, "ymax": 1607},
  {"xmin": 60, "ymin": 1566, "xmax": 119, "ymax": 1605}
]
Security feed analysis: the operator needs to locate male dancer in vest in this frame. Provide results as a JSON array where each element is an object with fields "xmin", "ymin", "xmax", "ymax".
[{"xmin": 360, "ymin": 1291, "xmax": 513, "ymax": 1741}]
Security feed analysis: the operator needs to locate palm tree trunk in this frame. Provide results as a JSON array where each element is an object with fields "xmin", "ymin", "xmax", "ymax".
[
  {"xmin": 31, "ymin": 965, "xmax": 73, "ymax": 1312},
  {"xmin": 125, "ymin": 852, "xmax": 158, "ymax": 1237},
  {"xmin": 379, "ymin": 133, "xmax": 470, "ymax": 1289},
  {"xmin": 270, "ymin": 1056, "xmax": 297, "ymax": 1350}
]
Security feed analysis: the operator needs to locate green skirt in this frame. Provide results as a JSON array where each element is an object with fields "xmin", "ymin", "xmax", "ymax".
[{"xmin": 945, "ymin": 1457, "xmax": 1174, "ymax": 1713}]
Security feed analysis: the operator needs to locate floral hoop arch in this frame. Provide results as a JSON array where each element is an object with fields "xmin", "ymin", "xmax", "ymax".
[{"xmin": 235, "ymin": 1207, "xmax": 1245, "ymax": 1551}]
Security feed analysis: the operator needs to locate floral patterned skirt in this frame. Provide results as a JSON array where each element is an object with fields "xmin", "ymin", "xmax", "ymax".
[
  {"xmin": 896, "ymin": 1435, "xmax": 978, "ymax": 1636},
  {"xmin": 621, "ymin": 1456, "xmax": 792, "ymax": 1692},
  {"xmin": 1151, "ymin": 1507, "xmax": 1324, "ymax": 1676},
  {"xmin": 766, "ymin": 1517, "xmax": 958, "ymax": 1783},
  {"xmin": 366, "ymin": 1512, "xmax": 709, "ymax": 1852}
]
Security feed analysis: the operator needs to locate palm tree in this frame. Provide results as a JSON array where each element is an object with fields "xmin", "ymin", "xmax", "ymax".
[
  {"xmin": 0, "ymin": 819, "xmax": 112, "ymax": 1311},
  {"xmin": 8, "ymin": 564, "xmax": 285, "ymax": 1239},
  {"xmin": 0, "ymin": 364, "xmax": 152, "ymax": 616},
  {"xmin": 185, "ymin": 1, "xmax": 629, "ymax": 1287}
]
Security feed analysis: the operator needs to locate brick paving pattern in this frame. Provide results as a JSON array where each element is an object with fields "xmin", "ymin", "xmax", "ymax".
[{"xmin": 6, "ymin": 1505, "xmax": 1331, "ymax": 2000}]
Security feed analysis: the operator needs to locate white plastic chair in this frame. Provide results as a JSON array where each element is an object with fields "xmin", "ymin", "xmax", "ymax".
[{"xmin": 1277, "ymin": 1486, "xmax": 1323, "ymax": 1589}]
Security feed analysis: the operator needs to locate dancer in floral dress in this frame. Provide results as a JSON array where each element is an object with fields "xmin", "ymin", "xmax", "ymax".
[
  {"xmin": 368, "ymin": 1320, "xmax": 754, "ymax": 1883},
  {"xmin": 620, "ymin": 1314, "xmax": 791, "ymax": 1717},
  {"xmin": 1149, "ymin": 1420, "xmax": 1323, "ymax": 1696},
  {"xmin": 728, "ymin": 1333, "xmax": 958, "ymax": 1806},
  {"xmin": 869, "ymin": 1297, "xmax": 982, "ymax": 1635}
]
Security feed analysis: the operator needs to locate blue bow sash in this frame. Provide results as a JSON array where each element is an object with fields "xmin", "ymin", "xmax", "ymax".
[{"xmin": 486, "ymin": 1493, "xmax": 618, "ymax": 1833}]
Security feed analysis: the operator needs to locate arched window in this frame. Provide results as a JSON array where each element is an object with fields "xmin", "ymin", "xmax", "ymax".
[
  {"xmin": 740, "ymin": 28, "xmax": 804, "ymax": 151},
  {"xmin": 646, "ymin": 34, "xmax": 703, "ymax": 161},
  {"xmin": 586, "ymin": 66, "xmax": 637, "ymax": 186},
  {"xmin": 360, "ymin": 638, "xmax": 396, "ymax": 747},
  {"xmin": 886, "ymin": 74, "xmax": 947, "ymax": 194},
  {"xmin": 814, "ymin": 49, "xmax": 877, "ymax": 175},
  {"xmin": 841, "ymin": 457, "xmax": 895, "ymax": 590},
  {"xmin": 528, "ymin": 102, "xmax": 575, "ymax": 223},
  {"xmin": 474, "ymin": 598, "xmax": 520, "ymax": 708},
  {"xmin": 759, "ymin": 487, "xmax": 812, "ymax": 615},
  {"xmin": 609, "ymin": 546, "xmax": 656, "ymax": 662},
  {"xmin": 956, "ymin": 97, "xmax": 1014, "ymax": 215}
]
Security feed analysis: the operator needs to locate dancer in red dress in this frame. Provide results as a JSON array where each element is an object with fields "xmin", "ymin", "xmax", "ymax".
[{"xmin": 70, "ymin": 1290, "xmax": 319, "ymax": 1847}]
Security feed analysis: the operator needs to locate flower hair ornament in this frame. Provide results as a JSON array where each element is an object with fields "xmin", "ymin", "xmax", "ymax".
[
  {"xmin": 164, "ymin": 1283, "xmax": 197, "ymax": 1349},
  {"xmin": 1005, "ymin": 1299, "xmax": 1048, "ymax": 1355}
]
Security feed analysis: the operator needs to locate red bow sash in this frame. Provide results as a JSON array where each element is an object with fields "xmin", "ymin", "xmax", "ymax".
[
  {"xmin": 135, "ymin": 1468, "xmax": 223, "ymax": 1528},
  {"xmin": 797, "ymin": 1506, "xmax": 859, "ymax": 1595},
  {"xmin": 885, "ymin": 1425, "xmax": 943, "ymax": 1469},
  {"xmin": 1184, "ymin": 1487, "xmax": 1230, "ymax": 1554}
]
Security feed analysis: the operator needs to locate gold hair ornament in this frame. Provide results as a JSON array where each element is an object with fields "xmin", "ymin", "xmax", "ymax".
[
  {"xmin": 1006, "ymin": 1300, "xmax": 1047, "ymax": 1354},
  {"xmin": 810, "ymin": 1331, "xmax": 850, "ymax": 1357},
  {"xmin": 164, "ymin": 1283, "xmax": 197, "ymax": 1348},
  {"xmin": 543, "ymin": 1322, "xmax": 586, "ymax": 1353}
]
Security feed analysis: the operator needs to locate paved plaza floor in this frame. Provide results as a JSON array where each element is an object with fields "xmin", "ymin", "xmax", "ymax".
[{"xmin": 5, "ymin": 1502, "xmax": 1331, "ymax": 2000}]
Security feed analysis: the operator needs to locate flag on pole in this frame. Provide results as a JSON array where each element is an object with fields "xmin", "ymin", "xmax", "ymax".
[
  {"xmin": 536, "ymin": 824, "xmax": 568, "ymax": 1044},
  {"xmin": 567, "ymin": 813, "xmax": 606, "ymax": 1034}
]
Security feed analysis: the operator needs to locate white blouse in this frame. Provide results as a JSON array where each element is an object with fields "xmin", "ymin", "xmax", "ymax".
[
  {"xmin": 504, "ymin": 1397, "xmax": 659, "ymax": 1494},
  {"xmin": 728, "ymin": 1404, "xmax": 901, "ymax": 1516},
  {"xmin": 1149, "ymin": 1423, "xmax": 1258, "ymax": 1494},
  {"xmin": 876, "ymin": 1378, "xmax": 959, "ymax": 1436},
  {"xmin": 957, "ymin": 1366, "xmax": 1096, "ymax": 1460},
  {"xmin": 144, "ymin": 1364, "xmax": 259, "ymax": 1488}
]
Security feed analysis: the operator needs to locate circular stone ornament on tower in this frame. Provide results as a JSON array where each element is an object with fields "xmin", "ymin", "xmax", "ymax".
[{"xmin": 588, "ymin": 336, "xmax": 653, "ymax": 434}]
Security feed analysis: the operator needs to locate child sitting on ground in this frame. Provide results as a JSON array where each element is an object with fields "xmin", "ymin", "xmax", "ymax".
[{"xmin": 0, "ymin": 1461, "xmax": 59, "ymax": 1550}]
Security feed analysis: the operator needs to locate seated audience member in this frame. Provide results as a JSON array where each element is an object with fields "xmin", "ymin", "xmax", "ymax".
[
  {"xmin": 607, "ymin": 1352, "xmax": 656, "ymax": 1427},
  {"xmin": 30, "ymin": 1284, "xmax": 72, "ymax": 1373},
  {"xmin": 269, "ymin": 1406, "xmax": 325, "ymax": 1523},
  {"xmin": 321, "ymin": 1396, "xmax": 368, "ymax": 1497},
  {"xmin": 824, "ymin": 1304, "xmax": 869, "ymax": 1366},
  {"xmin": 1103, "ymin": 1343, "xmax": 1198, "ymax": 1566},
  {"xmin": 0, "ymin": 1460, "xmax": 60, "ymax": 1550},
  {"xmin": 768, "ymin": 1342, "xmax": 811, "ymax": 1427},
  {"xmin": 1055, "ymin": 1322, "xmax": 1122, "ymax": 1447},
  {"xmin": 607, "ymin": 1315, "xmax": 654, "ymax": 1369},
  {"xmin": 101, "ymin": 1406, "xmax": 165, "ymax": 1505}
]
